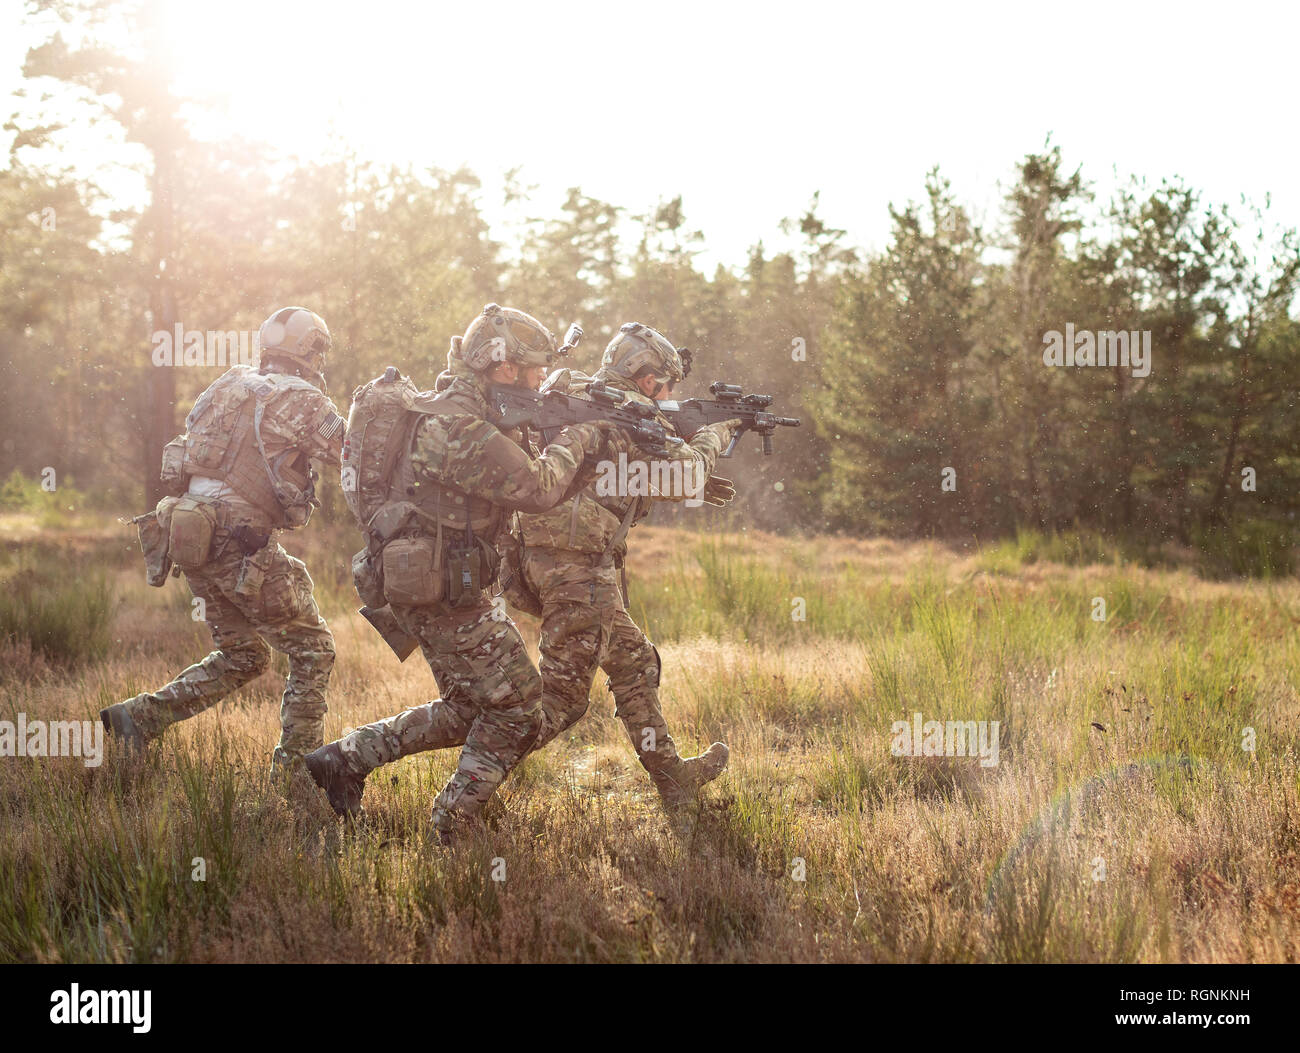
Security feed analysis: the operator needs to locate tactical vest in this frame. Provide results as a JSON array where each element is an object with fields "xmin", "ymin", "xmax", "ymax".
[
  {"xmin": 386, "ymin": 387, "xmax": 506, "ymax": 543},
  {"xmin": 180, "ymin": 365, "xmax": 317, "ymax": 528}
]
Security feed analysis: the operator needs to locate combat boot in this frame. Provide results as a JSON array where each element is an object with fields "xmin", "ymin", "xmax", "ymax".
[
  {"xmin": 304, "ymin": 741, "xmax": 367, "ymax": 818},
  {"xmin": 651, "ymin": 741, "xmax": 730, "ymax": 809},
  {"xmin": 99, "ymin": 702, "xmax": 149, "ymax": 754},
  {"xmin": 428, "ymin": 808, "xmax": 457, "ymax": 847}
]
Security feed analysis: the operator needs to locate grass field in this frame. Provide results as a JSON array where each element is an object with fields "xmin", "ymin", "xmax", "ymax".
[{"xmin": 2, "ymin": 513, "xmax": 1299, "ymax": 962}]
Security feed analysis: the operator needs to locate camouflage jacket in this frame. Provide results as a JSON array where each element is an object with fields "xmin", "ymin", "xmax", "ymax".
[
  {"xmin": 515, "ymin": 369, "xmax": 732, "ymax": 559},
  {"xmin": 406, "ymin": 368, "xmax": 590, "ymax": 544},
  {"xmin": 256, "ymin": 376, "xmax": 345, "ymax": 469}
]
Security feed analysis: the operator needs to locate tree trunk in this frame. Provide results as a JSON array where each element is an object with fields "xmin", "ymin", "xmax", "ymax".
[
  {"xmin": 144, "ymin": 150, "xmax": 177, "ymax": 508},
  {"xmin": 1205, "ymin": 351, "xmax": 1250, "ymax": 530}
]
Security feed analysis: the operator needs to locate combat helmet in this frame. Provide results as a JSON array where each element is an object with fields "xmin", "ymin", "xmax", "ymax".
[
  {"xmin": 599, "ymin": 322, "xmax": 689, "ymax": 386},
  {"xmin": 258, "ymin": 306, "xmax": 331, "ymax": 380},
  {"xmin": 456, "ymin": 303, "xmax": 557, "ymax": 371}
]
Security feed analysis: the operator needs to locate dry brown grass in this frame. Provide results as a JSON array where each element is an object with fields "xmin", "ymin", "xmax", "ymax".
[{"xmin": 2, "ymin": 515, "xmax": 1299, "ymax": 962}]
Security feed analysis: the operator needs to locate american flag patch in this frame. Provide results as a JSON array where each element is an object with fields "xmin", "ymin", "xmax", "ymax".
[{"xmin": 317, "ymin": 413, "xmax": 343, "ymax": 440}]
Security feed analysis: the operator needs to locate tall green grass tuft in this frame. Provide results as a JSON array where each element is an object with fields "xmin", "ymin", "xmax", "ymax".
[
  {"xmin": 631, "ymin": 537, "xmax": 894, "ymax": 644},
  {"xmin": 1194, "ymin": 521, "xmax": 1294, "ymax": 579},
  {"xmin": 0, "ymin": 556, "xmax": 114, "ymax": 666}
]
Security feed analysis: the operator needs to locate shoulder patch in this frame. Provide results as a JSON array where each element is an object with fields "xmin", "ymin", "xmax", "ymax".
[{"xmin": 316, "ymin": 413, "xmax": 343, "ymax": 440}]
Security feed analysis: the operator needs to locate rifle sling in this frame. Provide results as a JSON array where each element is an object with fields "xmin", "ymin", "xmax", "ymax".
[
  {"xmin": 568, "ymin": 493, "xmax": 583, "ymax": 549},
  {"xmin": 602, "ymin": 499, "xmax": 641, "ymax": 565}
]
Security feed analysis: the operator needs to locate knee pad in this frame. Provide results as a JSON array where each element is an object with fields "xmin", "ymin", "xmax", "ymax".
[
  {"xmin": 543, "ymin": 688, "xmax": 591, "ymax": 740},
  {"xmin": 226, "ymin": 637, "xmax": 272, "ymax": 678},
  {"xmin": 314, "ymin": 630, "xmax": 337, "ymax": 672},
  {"xmin": 607, "ymin": 640, "xmax": 660, "ymax": 697}
]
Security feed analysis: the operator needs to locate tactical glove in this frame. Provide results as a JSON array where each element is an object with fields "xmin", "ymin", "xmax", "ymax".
[{"xmin": 701, "ymin": 475, "xmax": 736, "ymax": 506}]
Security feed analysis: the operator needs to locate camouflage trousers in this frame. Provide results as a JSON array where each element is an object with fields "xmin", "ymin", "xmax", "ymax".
[
  {"xmin": 122, "ymin": 534, "xmax": 334, "ymax": 771},
  {"xmin": 524, "ymin": 550, "xmax": 686, "ymax": 779},
  {"xmin": 337, "ymin": 548, "xmax": 687, "ymax": 788},
  {"xmin": 334, "ymin": 591, "xmax": 542, "ymax": 835}
]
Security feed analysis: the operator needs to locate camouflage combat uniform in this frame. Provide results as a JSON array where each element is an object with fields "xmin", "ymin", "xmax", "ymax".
[
  {"xmin": 511, "ymin": 373, "xmax": 736, "ymax": 802},
  {"xmin": 325, "ymin": 355, "xmax": 603, "ymax": 837},
  {"xmin": 333, "ymin": 370, "xmax": 737, "ymax": 807},
  {"xmin": 114, "ymin": 361, "xmax": 344, "ymax": 773}
]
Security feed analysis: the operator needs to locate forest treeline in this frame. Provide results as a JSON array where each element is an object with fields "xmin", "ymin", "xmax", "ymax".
[{"xmin": 2, "ymin": 6, "xmax": 1298, "ymax": 556}]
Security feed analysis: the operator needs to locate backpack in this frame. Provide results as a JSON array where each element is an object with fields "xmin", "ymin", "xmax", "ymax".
[{"xmin": 340, "ymin": 366, "xmax": 436, "ymax": 529}]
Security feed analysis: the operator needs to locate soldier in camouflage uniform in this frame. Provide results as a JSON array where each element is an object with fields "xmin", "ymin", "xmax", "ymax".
[
  {"xmin": 101, "ymin": 308, "xmax": 344, "ymax": 778},
  {"xmin": 510, "ymin": 323, "xmax": 741, "ymax": 808},
  {"xmin": 307, "ymin": 322, "xmax": 740, "ymax": 818},
  {"xmin": 304, "ymin": 304, "xmax": 612, "ymax": 842}
]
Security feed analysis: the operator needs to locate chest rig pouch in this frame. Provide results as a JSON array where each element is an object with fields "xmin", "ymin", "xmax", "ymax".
[
  {"xmin": 444, "ymin": 531, "xmax": 487, "ymax": 608},
  {"xmin": 382, "ymin": 535, "xmax": 442, "ymax": 607},
  {"xmin": 377, "ymin": 489, "xmax": 499, "ymax": 609}
]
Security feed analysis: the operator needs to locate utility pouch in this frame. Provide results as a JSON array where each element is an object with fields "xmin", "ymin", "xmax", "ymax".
[
  {"xmin": 234, "ymin": 541, "xmax": 276, "ymax": 601},
  {"xmin": 136, "ymin": 507, "xmax": 172, "ymax": 587},
  {"xmin": 351, "ymin": 547, "xmax": 387, "ymax": 608},
  {"xmin": 167, "ymin": 497, "xmax": 217, "ymax": 567},
  {"xmin": 382, "ymin": 536, "xmax": 442, "ymax": 607},
  {"xmin": 445, "ymin": 544, "xmax": 483, "ymax": 608},
  {"xmin": 159, "ymin": 436, "xmax": 189, "ymax": 497},
  {"xmin": 257, "ymin": 555, "xmax": 307, "ymax": 623}
]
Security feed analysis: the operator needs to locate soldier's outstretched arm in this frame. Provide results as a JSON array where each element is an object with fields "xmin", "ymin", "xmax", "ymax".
[
  {"xmin": 680, "ymin": 418, "xmax": 742, "ymax": 479},
  {"xmin": 412, "ymin": 415, "xmax": 610, "ymax": 514},
  {"xmin": 606, "ymin": 418, "xmax": 742, "ymax": 505}
]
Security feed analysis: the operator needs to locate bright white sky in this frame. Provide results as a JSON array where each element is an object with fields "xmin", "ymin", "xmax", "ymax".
[{"xmin": 2, "ymin": 0, "xmax": 1298, "ymax": 269}]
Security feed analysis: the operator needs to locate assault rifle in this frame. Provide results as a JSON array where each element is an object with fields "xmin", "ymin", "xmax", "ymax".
[
  {"xmin": 657, "ymin": 382, "xmax": 800, "ymax": 456},
  {"xmin": 488, "ymin": 380, "xmax": 682, "ymax": 458}
]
